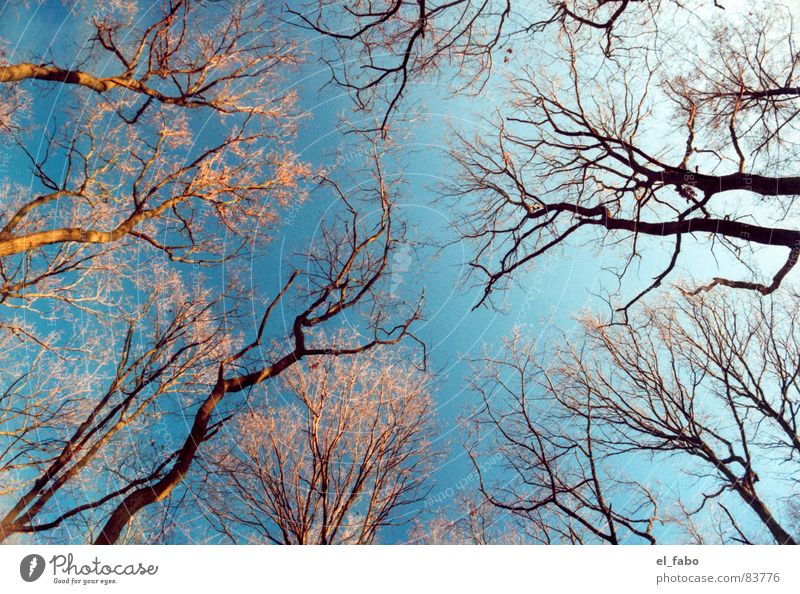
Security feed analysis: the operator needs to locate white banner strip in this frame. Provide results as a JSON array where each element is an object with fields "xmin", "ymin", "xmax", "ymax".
[{"xmin": 1, "ymin": 545, "xmax": 797, "ymax": 593}]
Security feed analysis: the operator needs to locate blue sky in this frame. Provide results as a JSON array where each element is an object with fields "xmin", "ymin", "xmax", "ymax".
[
  {"xmin": 0, "ymin": 1, "xmax": 605, "ymax": 541},
  {"xmin": 2, "ymin": 0, "xmax": 796, "ymax": 544}
]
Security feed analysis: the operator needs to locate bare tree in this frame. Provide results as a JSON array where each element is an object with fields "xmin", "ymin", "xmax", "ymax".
[
  {"xmin": 0, "ymin": 81, "xmax": 304, "ymax": 314},
  {"xmin": 0, "ymin": 1, "xmax": 297, "ymax": 119},
  {"xmin": 469, "ymin": 289, "xmax": 800, "ymax": 544},
  {"xmin": 293, "ymin": 2, "xmax": 797, "ymax": 312},
  {"xmin": 289, "ymin": 0, "xmax": 683, "ymax": 132},
  {"xmin": 409, "ymin": 494, "xmax": 526, "ymax": 544},
  {"xmin": 449, "ymin": 3, "xmax": 800, "ymax": 312},
  {"xmin": 0, "ymin": 156, "xmax": 423, "ymax": 544},
  {"xmin": 467, "ymin": 330, "xmax": 659, "ymax": 544},
  {"xmin": 0, "ymin": 325, "xmax": 85, "ymax": 500},
  {"xmin": 0, "ymin": 0, "xmax": 424, "ymax": 544},
  {"xmin": 201, "ymin": 348, "xmax": 434, "ymax": 544},
  {"xmin": 0, "ymin": 264, "xmax": 230, "ymax": 543},
  {"xmin": 90, "ymin": 149, "xmax": 422, "ymax": 544},
  {"xmin": 0, "ymin": 0, "xmax": 312, "ymax": 350}
]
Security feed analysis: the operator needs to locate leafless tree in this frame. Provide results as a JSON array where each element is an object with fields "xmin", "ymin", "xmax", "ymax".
[
  {"xmin": 91, "ymin": 148, "xmax": 422, "ymax": 544},
  {"xmin": 201, "ymin": 348, "xmax": 434, "ymax": 544},
  {"xmin": 0, "ymin": 325, "xmax": 82, "ymax": 500},
  {"xmin": 0, "ymin": 153, "xmax": 423, "ymax": 543},
  {"xmin": 449, "ymin": 3, "xmax": 800, "ymax": 312},
  {"xmin": 467, "ymin": 330, "xmax": 660, "ymax": 544},
  {"xmin": 0, "ymin": 264, "xmax": 230, "ymax": 543},
  {"xmin": 409, "ymin": 494, "xmax": 526, "ymax": 544},
  {"xmin": 289, "ymin": 0, "xmax": 710, "ymax": 132},
  {"xmin": 1, "ymin": 20, "xmax": 304, "ymax": 313},
  {"xmin": 1, "ymin": 1, "xmax": 297, "ymax": 119},
  {"xmin": 0, "ymin": 0, "xmax": 427, "ymax": 544},
  {"xmin": 294, "ymin": 2, "xmax": 797, "ymax": 313},
  {"xmin": 468, "ymin": 288, "xmax": 800, "ymax": 544}
]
